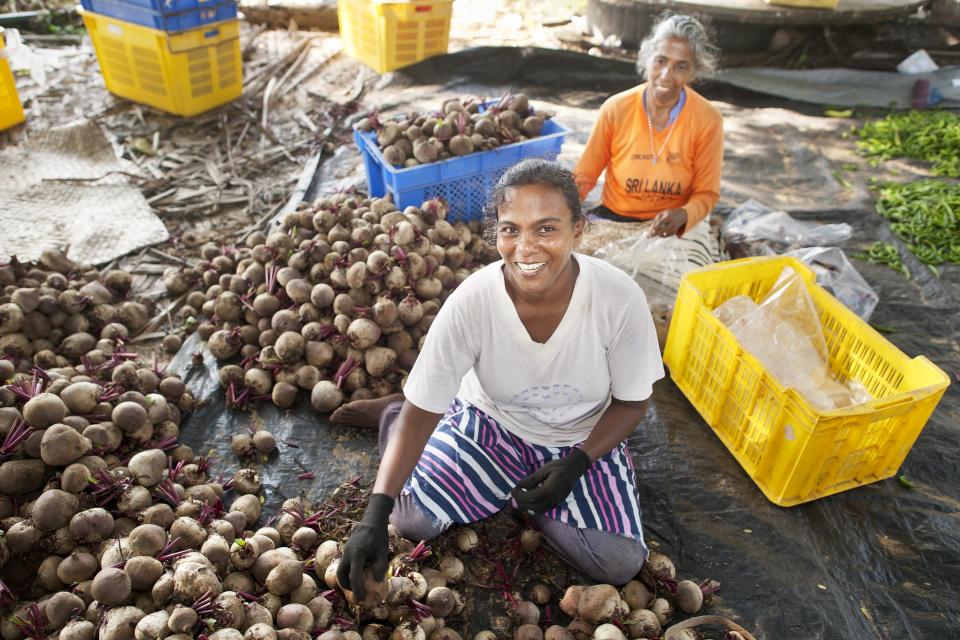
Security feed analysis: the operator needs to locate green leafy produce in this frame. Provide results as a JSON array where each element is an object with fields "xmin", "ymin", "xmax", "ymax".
[
  {"xmin": 853, "ymin": 241, "xmax": 910, "ymax": 278},
  {"xmin": 854, "ymin": 110, "xmax": 960, "ymax": 177},
  {"xmin": 874, "ymin": 180, "xmax": 960, "ymax": 267}
]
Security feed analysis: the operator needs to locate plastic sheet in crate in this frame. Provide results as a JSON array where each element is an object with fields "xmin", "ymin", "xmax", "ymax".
[
  {"xmin": 354, "ymin": 118, "xmax": 569, "ymax": 220},
  {"xmin": 80, "ymin": 0, "xmax": 237, "ymax": 31}
]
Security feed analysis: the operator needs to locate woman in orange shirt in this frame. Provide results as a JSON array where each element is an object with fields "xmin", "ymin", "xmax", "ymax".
[{"xmin": 574, "ymin": 13, "xmax": 723, "ymax": 240}]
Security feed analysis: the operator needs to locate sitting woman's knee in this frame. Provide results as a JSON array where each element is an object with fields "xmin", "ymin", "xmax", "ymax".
[
  {"xmin": 591, "ymin": 540, "xmax": 647, "ymax": 585},
  {"xmin": 389, "ymin": 494, "xmax": 449, "ymax": 542}
]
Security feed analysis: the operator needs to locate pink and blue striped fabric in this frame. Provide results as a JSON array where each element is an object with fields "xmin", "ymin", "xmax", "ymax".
[{"xmin": 404, "ymin": 399, "xmax": 646, "ymax": 540}]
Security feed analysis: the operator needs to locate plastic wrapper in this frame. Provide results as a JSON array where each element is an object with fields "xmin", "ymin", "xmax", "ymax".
[
  {"xmin": 713, "ymin": 268, "xmax": 873, "ymax": 411},
  {"xmin": 593, "ymin": 230, "xmax": 692, "ymax": 308},
  {"xmin": 780, "ymin": 246, "xmax": 879, "ymax": 321},
  {"xmin": 722, "ymin": 199, "xmax": 853, "ymax": 256}
]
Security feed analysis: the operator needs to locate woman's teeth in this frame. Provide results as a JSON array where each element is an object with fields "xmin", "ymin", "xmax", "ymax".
[{"xmin": 516, "ymin": 262, "xmax": 545, "ymax": 274}]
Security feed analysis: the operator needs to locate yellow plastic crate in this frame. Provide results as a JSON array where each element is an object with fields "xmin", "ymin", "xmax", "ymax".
[
  {"xmin": 338, "ymin": 0, "xmax": 452, "ymax": 74},
  {"xmin": 80, "ymin": 9, "xmax": 241, "ymax": 117},
  {"xmin": 663, "ymin": 256, "xmax": 949, "ymax": 507},
  {"xmin": 0, "ymin": 29, "xmax": 26, "ymax": 131}
]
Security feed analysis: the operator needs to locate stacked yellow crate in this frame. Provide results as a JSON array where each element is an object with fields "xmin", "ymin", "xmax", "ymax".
[
  {"xmin": 0, "ymin": 29, "xmax": 26, "ymax": 131},
  {"xmin": 79, "ymin": 0, "xmax": 242, "ymax": 116}
]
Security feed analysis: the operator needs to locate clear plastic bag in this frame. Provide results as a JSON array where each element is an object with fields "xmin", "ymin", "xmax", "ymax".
[
  {"xmin": 721, "ymin": 199, "xmax": 853, "ymax": 255},
  {"xmin": 593, "ymin": 230, "xmax": 691, "ymax": 308},
  {"xmin": 781, "ymin": 247, "xmax": 879, "ymax": 321},
  {"xmin": 713, "ymin": 267, "xmax": 873, "ymax": 411}
]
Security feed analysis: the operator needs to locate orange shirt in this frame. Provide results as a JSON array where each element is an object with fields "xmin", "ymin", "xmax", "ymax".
[{"xmin": 573, "ymin": 83, "xmax": 724, "ymax": 235}]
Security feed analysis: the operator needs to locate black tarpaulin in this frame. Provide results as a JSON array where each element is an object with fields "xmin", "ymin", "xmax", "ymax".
[{"xmin": 173, "ymin": 47, "xmax": 960, "ymax": 639}]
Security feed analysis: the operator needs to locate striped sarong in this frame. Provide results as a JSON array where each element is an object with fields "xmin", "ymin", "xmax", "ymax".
[{"xmin": 404, "ymin": 398, "xmax": 646, "ymax": 541}]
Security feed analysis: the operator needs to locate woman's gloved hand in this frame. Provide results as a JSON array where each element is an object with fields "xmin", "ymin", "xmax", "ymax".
[
  {"xmin": 336, "ymin": 493, "xmax": 394, "ymax": 598},
  {"xmin": 511, "ymin": 448, "xmax": 592, "ymax": 514}
]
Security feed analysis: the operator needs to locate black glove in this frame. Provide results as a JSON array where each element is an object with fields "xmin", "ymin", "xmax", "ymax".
[
  {"xmin": 336, "ymin": 493, "xmax": 394, "ymax": 599},
  {"xmin": 511, "ymin": 448, "xmax": 592, "ymax": 515}
]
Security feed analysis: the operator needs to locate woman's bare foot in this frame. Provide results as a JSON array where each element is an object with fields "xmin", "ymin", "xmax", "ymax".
[{"xmin": 330, "ymin": 393, "xmax": 404, "ymax": 428}]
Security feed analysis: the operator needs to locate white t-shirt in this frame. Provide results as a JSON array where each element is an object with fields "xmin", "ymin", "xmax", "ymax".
[{"xmin": 402, "ymin": 253, "xmax": 665, "ymax": 447}]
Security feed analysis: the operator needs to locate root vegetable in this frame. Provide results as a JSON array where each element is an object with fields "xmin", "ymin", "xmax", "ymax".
[
  {"xmin": 253, "ymin": 429, "xmax": 277, "ymax": 454},
  {"xmin": 92, "ymin": 567, "xmax": 133, "ymax": 606},
  {"xmin": 100, "ymin": 606, "xmax": 145, "ymax": 640},
  {"xmin": 113, "ymin": 401, "xmax": 148, "ymax": 432},
  {"xmin": 364, "ymin": 346, "xmax": 397, "ymax": 377},
  {"xmin": 0, "ymin": 303, "xmax": 25, "ymax": 334},
  {"xmin": 209, "ymin": 330, "xmax": 243, "ymax": 359},
  {"xmin": 70, "ymin": 508, "xmax": 114, "ymax": 543},
  {"xmin": 170, "ymin": 516, "xmax": 207, "ymax": 550},
  {"xmin": 641, "ymin": 551, "xmax": 676, "ymax": 586},
  {"xmin": 520, "ymin": 529, "xmax": 542, "ymax": 553},
  {"xmin": 125, "ymin": 556, "xmax": 163, "ymax": 591},
  {"xmin": 543, "ymin": 627, "xmax": 573, "ymax": 640},
  {"xmin": 246, "ymin": 624, "xmax": 278, "ymax": 640},
  {"xmin": 134, "ymin": 611, "xmax": 169, "ymax": 640},
  {"xmin": 311, "ymin": 380, "xmax": 344, "ymax": 413},
  {"xmin": 530, "ymin": 583, "xmax": 551, "ymax": 605},
  {"xmin": 623, "ymin": 609, "xmax": 660, "ymax": 638},
  {"xmin": 129, "ymin": 524, "xmax": 167, "ymax": 556},
  {"xmin": 23, "ymin": 392, "xmax": 66, "ymax": 427},
  {"xmin": 515, "ymin": 600, "xmax": 540, "ymax": 625},
  {"xmin": 58, "ymin": 550, "xmax": 99, "ymax": 583},
  {"xmin": 578, "ymin": 584, "xmax": 619, "ymax": 624},
  {"xmin": 264, "ymin": 560, "xmax": 303, "ymax": 596},
  {"xmin": 32, "ymin": 488, "xmax": 78, "ymax": 531},
  {"xmin": 515, "ymin": 625, "xmax": 543, "ymax": 640},
  {"xmin": 439, "ymin": 556, "xmax": 463, "ymax": 583},
  {"xmin": 455, "ymin": 527, "xmax": 478, "ymax": 552},
  {"xmin": 46, "ymin": 591, "xmax": 86, "ymax": 628},
  {"xmin": 60, "ymin": 620, "xmax": 96, "ymax": 640},
  {"xmin": 0, "ymin": 458, "xmax": 44, "ymax": 496},
  {"xmin": 128, "ymin": 449, "xmax": 166, "ymax": 487},
  {"xmin": 592, "ymin": 625, "xmax": 625, "ymax": 640},
  {"xmin": 621, "ymin": 579, "xmax": 653, "ymax": 610},
  {"xmin": 397, "ymin": 295, "xmax": 423, "ymax": 326},
  {"xmin": 276, "ymin": 604, "xmax": 313, "ymax": 631},
  {"xmin": 230, "ymin": 494, "xmax": 262, "ymax": 526},
  {"xmin": 174, "ymin": 560, "xmax": 222, "ymax": 601},
  {"xmin": 60, "ymin": 381, "xmax": 101, "ymax": 414},
  {"xmin": 426, "ymin": 586, "xmax": 456, "ymax": 618},
  {"xmin": 346, "ymin": 318, "xmax": 381, "ymax": 350},
  {"xmin": 675, "ymin": 579, "xmax": 704, "ymax": 613},
  {"xmin": 41, "ymin": 423, "xmax": 91, "ymax": 466},
  {"xmin": 649, "ymin": 597, "xmax": 674, "ymax": 626},
  {"xmin": 565, "ymin": 618, "xmax": 595, "ymax": 640},
  {"xmin": 275, "ymin": 332, "xmax": 305, "ymax": 363}
]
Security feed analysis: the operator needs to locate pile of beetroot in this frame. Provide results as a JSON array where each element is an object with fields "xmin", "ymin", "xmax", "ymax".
[
  {"xmin": 164, "ymin": 192, "xmax": 499, "ymax": 414},
  {"xmin": 0, "ymin": 206, "xmax": 753, "ymax": 640},
  {"xmin": 355, "ymin": 94, "xmax": 555, "ymax": 167}
]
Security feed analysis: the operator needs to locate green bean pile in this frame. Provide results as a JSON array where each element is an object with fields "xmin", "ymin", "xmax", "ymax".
[
  {"xmin": 874, "ymin": 180, "xmax": 960, "ymax": 268},
  {"xmin": 854, "ymin": 241, "xmax": 910, "ymax": 278},
  {"xmin": 855, "ymin": 110, "xmax": 960, "ymax": 177}
]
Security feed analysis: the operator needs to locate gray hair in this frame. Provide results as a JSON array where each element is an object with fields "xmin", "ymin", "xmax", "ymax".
[{"xmin": 636, "ymin": 13, "xmax": 719, "ymax": 81}]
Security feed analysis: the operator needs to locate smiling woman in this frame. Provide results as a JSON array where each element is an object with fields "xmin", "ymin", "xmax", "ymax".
[
  {"xmin": 333, "ymin": 159, "xmax": 666, "ymax": 591},
  {"xmin": 574, "ymin": 13, "xmax": 723, "ymax": 239}
]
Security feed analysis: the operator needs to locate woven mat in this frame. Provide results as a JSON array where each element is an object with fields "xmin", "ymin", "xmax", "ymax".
[{"xmin": 0, "ymin": 120, "xmax": 168, "ymax": 265}]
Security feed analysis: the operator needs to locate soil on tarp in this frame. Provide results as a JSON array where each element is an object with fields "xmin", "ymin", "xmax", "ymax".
[{"xmin": 171, "ymin": 46, "xmax": 960, "ymax": 640}]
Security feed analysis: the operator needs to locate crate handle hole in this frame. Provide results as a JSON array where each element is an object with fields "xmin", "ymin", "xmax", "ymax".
[
  {"xmin": 415, "ymin": 5, "xmax": 432, "ymax": 11},
  {"xmin": 204, "ymin": 28, "xmax": 220, "ymax": 38}
]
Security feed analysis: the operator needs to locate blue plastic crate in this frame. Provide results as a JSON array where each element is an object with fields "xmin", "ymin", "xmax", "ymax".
[
  {"xmin": 106, "ymin": 0, "xmax": 217, "ymax": 14},
  {"xmin": 354, "ymin": 118, "xmax": 569, "ymax": 220},
  {"xmin": 79, "ymin": 0, "xmax": 234, "ymax": 29}
]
